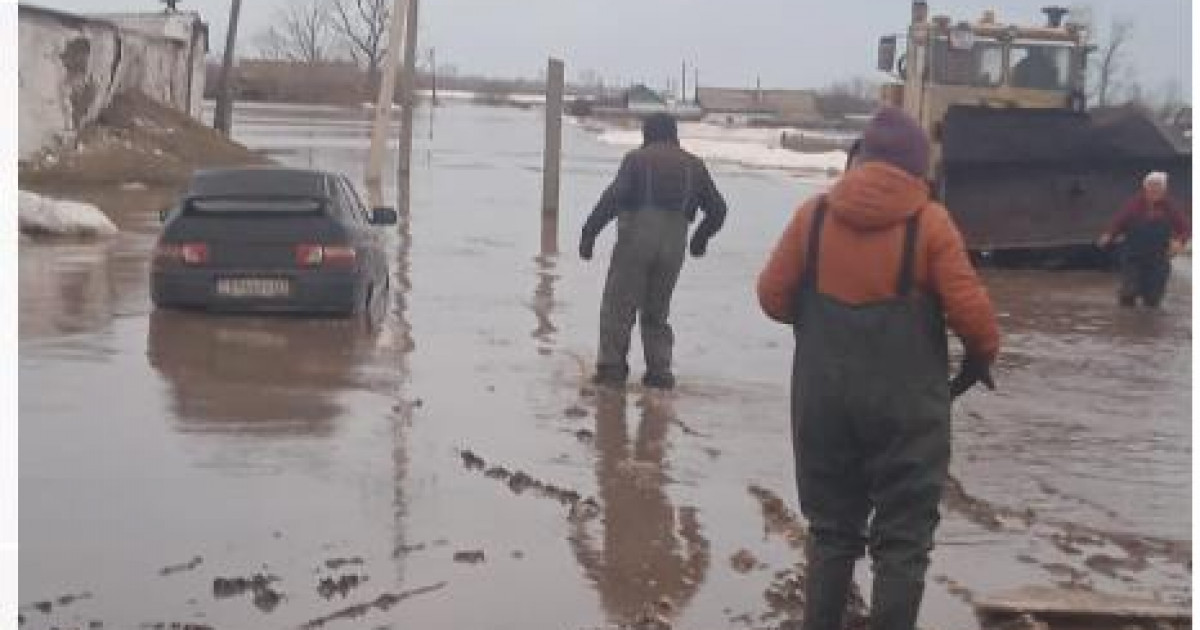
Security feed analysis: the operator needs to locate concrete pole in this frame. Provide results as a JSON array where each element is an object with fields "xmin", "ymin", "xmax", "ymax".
[
  {"xmin": 430, "ymin": 47, "xmax": 438, "ymax": 105},
  {"xmin": 212, "ymin": 0, "xmax": 242, "ymax": 135},
  {"xmin": 680, "ymin": 60, "xmax": 686, "ymax": 103},
  {"xmin": 397, "ymin": 0, "xmax": 420, "ymax": 216},
  {"xmin": 365, "ymin": 0, "xmax": 407, "ymax": 208},
  {"xmin": 541, "ymin": 58, "xmax": 565, "ymax": 256}
]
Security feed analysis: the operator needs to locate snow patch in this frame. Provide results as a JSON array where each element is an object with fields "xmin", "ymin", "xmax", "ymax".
[
  {"xmin": 594, "ymin": 122, "xmax": 847, "ymax": 174},
  {"xmin": 19, "ymin": 190, "xmax": 118, "ymax": 238}
]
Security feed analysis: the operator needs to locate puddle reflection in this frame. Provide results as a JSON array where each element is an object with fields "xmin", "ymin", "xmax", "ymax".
[
  {"xmin": 532, "ymin": 254, "xmax": 558, "ymax": 346},
  {"xmin": 571, "ymin": 390, "xmax": 710, "ymax": 624},
  {"xmin": 146, "ymin": 310, "xmax": 379, "ymax": 435}
]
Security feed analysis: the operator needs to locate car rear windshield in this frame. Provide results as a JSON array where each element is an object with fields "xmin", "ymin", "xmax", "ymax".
[
  {"xmin": 185, "ymin": 197, "xmax": 325, "ymax": 214},
  {"xmin": 188, "ymin": 169, "xmax": 329, "ymax": 198}
]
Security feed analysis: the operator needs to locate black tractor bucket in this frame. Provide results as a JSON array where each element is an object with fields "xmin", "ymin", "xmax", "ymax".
[{"xmin": 939, "ymin": 105, "xmax": 1191, "ymax": 264}]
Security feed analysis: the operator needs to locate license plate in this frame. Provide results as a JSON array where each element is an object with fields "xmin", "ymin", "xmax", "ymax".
[{"xmin": 215, "ymin": 277, "xmax": 291, "ymax": 298}]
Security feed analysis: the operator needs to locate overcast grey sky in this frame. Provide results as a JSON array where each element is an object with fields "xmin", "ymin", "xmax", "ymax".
[{"xmin": 33, "ymin": 0, "xmax": 1194, "ymax": 96}]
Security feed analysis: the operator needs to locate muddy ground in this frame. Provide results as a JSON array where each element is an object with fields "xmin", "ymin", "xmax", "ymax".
[
  {"xmin": 20, "ymin": 91, "xmax": 263, "ymax": 193},
  {"xmin": 18, "ymin": 101, "xmax": 1191, "ymax": 630}
]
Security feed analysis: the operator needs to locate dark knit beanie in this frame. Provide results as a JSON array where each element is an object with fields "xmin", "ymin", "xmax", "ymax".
[
  {"xmin": 642, "ymin": 113, "xmax": 679, "ymax": 146},
  {"xmin": 859, "ymin": 107, "xmax": 930, "ymax": 178}
]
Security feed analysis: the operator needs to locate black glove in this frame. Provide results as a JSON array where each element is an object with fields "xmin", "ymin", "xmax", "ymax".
[
  {"xmin": 579, "ymin": 235, "xmax": 595, "ymax": 261},
  {"xmin": 949, "ymin": 355, "xmax": 995, "ymax": 398},
  {"xmin": 689, "ymin": 233, "xmax": 709, "ymax": 258}
]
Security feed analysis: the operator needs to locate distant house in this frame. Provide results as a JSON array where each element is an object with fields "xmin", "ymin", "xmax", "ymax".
[
  {"xmin": 697, "ymin": 87, "xmax": 824, "ymax": 126},
  {"xmin": 623, "ymin": 84, "xmax": 669, "ymax": 114}
]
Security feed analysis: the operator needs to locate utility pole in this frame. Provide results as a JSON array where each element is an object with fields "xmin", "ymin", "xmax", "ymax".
[
  {"xmin": 397, "ymin": 0, "xmax": 420, "ymax": 215},
  {"xmin": 212, "ymin": 0, "xmax": 242, "ymax": 135},
  {"xmin": 693, "ymin": 66, "xmax": 699, "ymax": 104},
  {"xmin": 365, "ymin": 0, "xmax": 407, "ymax": 208},
  {"xmin": 541, "ymin": 58, "xmax": 565, "ymax": 256},
  {"xmin": 429, "ymin": 47, "xmax": 438, "ymax": 106},
  {"xmin": 681, "ymin": 60, "xmax": 686, "ymax": 104},
  {"xmin": 427, "ymin": 47, "xmax": 436, "ymax": 141}
]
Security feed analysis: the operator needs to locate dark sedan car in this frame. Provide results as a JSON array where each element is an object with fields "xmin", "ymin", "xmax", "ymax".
[{"xmin": 151, "ymin": 167, "xmax": 396, "ymax": 319}]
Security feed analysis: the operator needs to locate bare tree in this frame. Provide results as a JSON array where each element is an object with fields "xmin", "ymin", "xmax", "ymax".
[
  {"xmin": 1152, "ymin": 78, "xmax": 1187, "ymax": 120},
  {"xmin": 1091, "ymin": 17, "xmax": 1134, "ymax": 107},
  {"xmin": 818, "ymin": 76, "xmax": 880, "ymax": 118},
  {"xmin": 329, "ymin": 0, "xmax": 391, "ymax": 90},
  {"xmin": 255, "ymin": 0, "xmax": 334, "ymax": 63}
]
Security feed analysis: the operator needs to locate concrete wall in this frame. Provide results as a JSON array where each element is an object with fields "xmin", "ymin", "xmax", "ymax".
[
  {"xmin": 18, "ymin": 6, "xmax": 208, "ymax": 161},
  {"xmin": 98, "ymin": 12, "xmax": 209, "ymax": 116}
]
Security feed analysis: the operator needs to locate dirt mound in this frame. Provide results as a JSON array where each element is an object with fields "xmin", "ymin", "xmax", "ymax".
[{"xmin": 21, "ymin": 91, "xmax": 264, "ymax": 188}]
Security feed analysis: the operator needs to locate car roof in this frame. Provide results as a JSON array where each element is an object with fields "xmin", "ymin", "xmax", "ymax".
[{"xmin": 187, "ymin": 167, "xmax": 342, "ymax": 198}]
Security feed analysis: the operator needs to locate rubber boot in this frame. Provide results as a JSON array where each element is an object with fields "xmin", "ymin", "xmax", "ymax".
[
  {"xmin": 868, "ymin": 575, "xmax": 925, "ymax": 630},
  {"xmin": 802, "ymin": 548, "xmax": 858, "ymax": 630}
]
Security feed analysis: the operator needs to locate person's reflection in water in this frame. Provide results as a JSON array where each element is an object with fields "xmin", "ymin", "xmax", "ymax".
[
  {"xmin": 146, "ymin": 310, "xmax": 378, "ymax": 436},
  {"xmin": 532, "ymin": 255, "xmax": 558, "ymax": 347},
  {"xmin": 570, "ymin": 389, "xmax": 709, "ymax": 625}
]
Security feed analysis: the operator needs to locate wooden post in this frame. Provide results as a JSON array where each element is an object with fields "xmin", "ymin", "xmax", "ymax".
[
  {"xmin": 541, "ymin": 58, "xmax": 565, "ymax": 256},
  {"xmin": 212, "ymin": 0, "xmax": 242, "ymax": 135},
  {"xmin": 397, "ymin": 0, "xmax": 420, "ymax": 216},
  {"xmin": 365, "ymin": 0, "xmax": 407, "ymax": 208}
]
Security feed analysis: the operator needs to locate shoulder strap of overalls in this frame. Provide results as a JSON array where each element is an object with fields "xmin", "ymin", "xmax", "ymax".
[
  {"xmin": 896, "ymin": 209, "xmax": 921, "ymax": 297},
  {"xmin": 800, "ymin": 197, "xmax": 828, "ymax": 291}
]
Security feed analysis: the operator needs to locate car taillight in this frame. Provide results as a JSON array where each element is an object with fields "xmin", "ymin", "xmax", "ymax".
[
  {"xmin": 154, "ymin": 242, "xmax": 208, "ymax": 265},
  {"xmin": 181, "ymin": 243, "xmax": 209, "ymax": 264},
  {"xmin": 322, "ymin": 246, "xmax": 357, "ymax": 267},
  {"xmin": 295, "ymin": 244, "xmax": 324, "ymax": 266},
  {"xmin": 295, "ymin": 244, "xmax": 356, "ymax": 268}
]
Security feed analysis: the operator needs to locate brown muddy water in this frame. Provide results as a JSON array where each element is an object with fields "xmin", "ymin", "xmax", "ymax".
[{"xmin": 19, "ymin": 102, "xmax": 1191, "ymax": 630}]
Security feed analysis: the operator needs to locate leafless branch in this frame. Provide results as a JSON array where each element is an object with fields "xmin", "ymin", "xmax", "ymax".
[
  {"xmin": 1093, "ymin": 17, "xmax": 1133, "ymax": 107},
  {"xmin": 329, "ymin": 0, "xmax": 391, "ymax": 79},
  {"xmin": 253, "ymin": 0, "xmax": 334, "ymax": 64}
]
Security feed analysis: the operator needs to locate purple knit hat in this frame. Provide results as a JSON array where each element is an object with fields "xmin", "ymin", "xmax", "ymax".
[{"xmin": 859, "ymin": 107, "xmax": 930, "ymax": 178}]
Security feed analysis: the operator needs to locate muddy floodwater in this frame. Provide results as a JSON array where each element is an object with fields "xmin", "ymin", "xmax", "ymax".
[{"xmin": 20, "ymin": 102, "xmax": 1190, "ymax": 629}]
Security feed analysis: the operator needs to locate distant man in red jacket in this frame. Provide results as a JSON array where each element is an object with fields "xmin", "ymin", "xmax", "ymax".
[{"xmin": 1097, "ymin": 171, "xmax": 1190, "ymax": 308}]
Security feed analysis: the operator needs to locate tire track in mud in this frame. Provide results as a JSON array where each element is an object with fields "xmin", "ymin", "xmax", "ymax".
[
  {"xmin": 457, "ymin": 448, "xmax": 602, "ymax": 520},
  {"xmin": 942, "ymin": 473, "xmax": 1191, "ymax": 596},
  {"xmin": 299, "ymin": 581, "xmax": 448, "ymax": 629}
]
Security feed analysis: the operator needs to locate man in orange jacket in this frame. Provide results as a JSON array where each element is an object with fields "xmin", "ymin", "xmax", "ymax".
[{"xmin": 756, "ymin": 107, "xmax": 1000, "ymax": 630}]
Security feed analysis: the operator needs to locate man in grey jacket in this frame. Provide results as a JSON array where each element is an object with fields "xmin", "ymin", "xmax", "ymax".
[{"xmin": 580, "ymin": 114, "xmax": 728, "ymax": 389}]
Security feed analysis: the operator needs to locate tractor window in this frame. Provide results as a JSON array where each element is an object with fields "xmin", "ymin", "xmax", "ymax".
[
  {"xmin": 1009, "ymin": 45, "xmax": 1070, "ymax": 90},
  {"xmin": 931, "ymin": 39, "xmax": 1003, "ymax": 87},
  {"xmin": 974, "ymin": 44, "xmax": 1004, "ymax": 86}
]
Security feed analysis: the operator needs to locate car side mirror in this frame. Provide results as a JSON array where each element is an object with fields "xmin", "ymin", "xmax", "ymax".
[
  {"xmin": 371, "ymin": 206, "xmax": 398, "ymax": 226},
  {"xmin": 878, "ymin": 35, "xmax": 897, "ymax": 72}
]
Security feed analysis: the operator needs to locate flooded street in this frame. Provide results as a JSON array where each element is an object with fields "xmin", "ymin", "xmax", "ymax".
[{"xmin": 19, "ymin": 102, "xmax": 1190, "ymax": 629}]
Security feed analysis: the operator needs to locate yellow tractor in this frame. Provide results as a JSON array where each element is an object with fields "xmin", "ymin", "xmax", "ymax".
[{"xmin": 876, "ymin": 3, "xmax": 1190, "ymax": 264}]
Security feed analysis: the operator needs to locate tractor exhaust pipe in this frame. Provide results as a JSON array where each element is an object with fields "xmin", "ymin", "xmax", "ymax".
[
  {"xmin": 1043, "ymin": 6, "xmax": 1069, "ymax": 28},
  {"xmin": 912, "ymin": 1, "xmax": 929, "ymax": 24}
]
